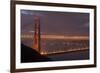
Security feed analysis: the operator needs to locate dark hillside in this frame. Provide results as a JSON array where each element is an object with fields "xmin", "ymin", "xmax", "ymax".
[{"xmin": 21, "ymin": 44, "xmax": 51, "ymax": 63}]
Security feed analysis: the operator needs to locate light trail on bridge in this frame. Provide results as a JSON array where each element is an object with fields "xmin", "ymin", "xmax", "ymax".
[
  {"xmin": 40, "ymin": 47, "xmax": 89, "ymax": 55},
  {"xmin": 21, "ymin": 34, "xmax": 89, "ymax": 40}
]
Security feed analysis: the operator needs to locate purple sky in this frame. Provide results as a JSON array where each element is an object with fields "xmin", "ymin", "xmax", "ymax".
[{"xmin": 21, "ymin": 10, "xmax": 89, "ymax": 36}]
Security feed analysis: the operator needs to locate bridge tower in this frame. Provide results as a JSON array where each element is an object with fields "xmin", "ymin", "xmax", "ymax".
[{"xmin": 33, "ymin": 16, "xmax": 40, "ymax": 53}]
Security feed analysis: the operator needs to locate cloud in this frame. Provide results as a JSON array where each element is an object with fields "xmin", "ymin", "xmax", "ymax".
[
  {"xmin": 21, "ymin": 10, "xmax": 46, "ymax": 17},
  {"xmin": 29, "ymin": 30, "xmax": 45, "ymax": 34},
  {"xmin": 21, "ymin": 10, "xmax": 33, "ymax": 15},
  {"xmin": 29, "ymin": 30, "xmax": 35, "ymax": 33}
]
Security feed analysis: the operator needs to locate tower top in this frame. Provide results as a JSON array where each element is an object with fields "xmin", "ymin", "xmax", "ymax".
[{"xmin": 34, "ymin": 16, "xmax": 40, "ymax": 20}]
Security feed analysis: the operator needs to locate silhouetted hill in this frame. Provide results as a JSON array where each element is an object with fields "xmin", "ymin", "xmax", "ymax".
[{"xmin": 21, "ymin": 43, "xmax": 51, "ymax": 63}]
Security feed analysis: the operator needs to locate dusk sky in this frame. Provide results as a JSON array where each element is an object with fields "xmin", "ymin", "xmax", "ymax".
[{"xmin": 21, "ymin": 9, "xmax": 89, "ymax": 36}]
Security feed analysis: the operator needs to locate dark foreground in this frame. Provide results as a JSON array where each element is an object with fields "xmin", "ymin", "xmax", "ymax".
[
  {"xmin": 21, "ymin": 44, "xmax": 51, "ymax": 63},
  {"xmin": 21, "ymin": 44, "xmax": 89, "ymax": 63}
]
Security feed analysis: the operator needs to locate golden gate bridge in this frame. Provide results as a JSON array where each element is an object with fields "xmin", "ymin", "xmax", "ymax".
[{"xmin": 21, "ymin": 16, "xmax": 89, "ymax": 55}]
